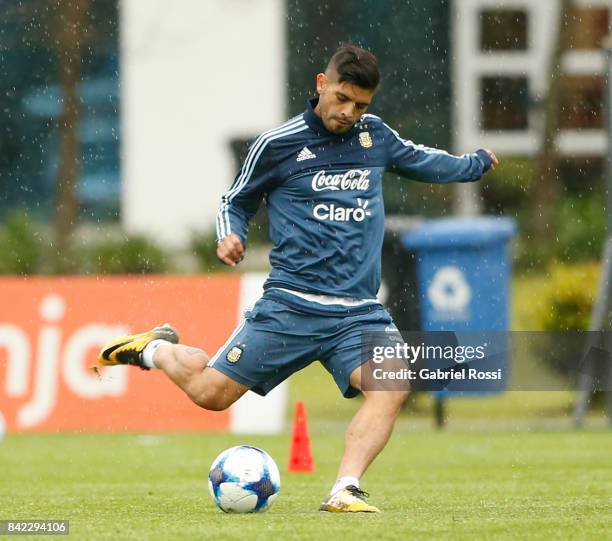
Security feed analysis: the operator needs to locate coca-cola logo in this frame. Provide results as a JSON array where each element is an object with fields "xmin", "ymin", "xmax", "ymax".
[{"xmin": 311, "ymin": 169, "xmax": 371, "ymax": 192}]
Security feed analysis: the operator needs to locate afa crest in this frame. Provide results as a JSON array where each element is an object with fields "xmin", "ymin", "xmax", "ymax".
[
  {"xmin": 359, "ymin": 131, "xmax": 373, "ymax": 148},
  {"xmin": 227, "ymin": 346, "xmax": 243, "ymax": 363}
]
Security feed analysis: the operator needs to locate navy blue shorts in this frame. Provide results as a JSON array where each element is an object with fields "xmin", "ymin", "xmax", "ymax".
[{"xmin": 208, "ymin": 296, "xmax": 397, "ymax": 398}]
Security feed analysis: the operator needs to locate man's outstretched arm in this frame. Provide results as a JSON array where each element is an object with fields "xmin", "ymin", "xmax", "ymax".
[{"xmin": 381, "ymin": 121, "xmax": 498, "ymax": 182}]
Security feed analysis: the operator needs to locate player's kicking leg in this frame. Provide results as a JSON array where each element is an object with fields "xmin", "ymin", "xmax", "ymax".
[
  {"xmin": 98, "ymin": 324, "xmax": 249, "ymax": 411},
  {"xmin": 319, "ymin": 365, "xmax": 409, "ymax": 513}
]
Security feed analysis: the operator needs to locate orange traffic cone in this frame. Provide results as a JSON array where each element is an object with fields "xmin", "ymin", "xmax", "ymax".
[{"xmin": 288, "ymin": 401, "xmax": 314, "ymax": 472}]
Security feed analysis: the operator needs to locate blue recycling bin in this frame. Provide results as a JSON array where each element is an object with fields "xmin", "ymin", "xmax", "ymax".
[{"xmin": 402, "ymin": 216, "xmax": 517, "ymax": 396}]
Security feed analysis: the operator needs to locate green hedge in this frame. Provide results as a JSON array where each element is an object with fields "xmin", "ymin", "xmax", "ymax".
[
  {"xmin": 0, "ymin": 211, "xmax": 45, "ymax": 274},
  {"xmin": 533, "ymin": 262, "xmax": 599, "ymax": 331},
  {"xmin": 0, "ymin": 210, "xmax": 169, "ymax": 275}
]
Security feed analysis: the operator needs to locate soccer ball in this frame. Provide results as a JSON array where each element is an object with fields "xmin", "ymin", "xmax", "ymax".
[{"xmin": 208, "ymin": 445, "xmax": 281, "ymax": 513}]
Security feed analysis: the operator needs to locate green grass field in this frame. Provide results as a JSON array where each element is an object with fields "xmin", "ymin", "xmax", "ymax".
[
  {"xmin": 1, "ymin": 406, "xmax": 611, "ymax": 540},
  {"xmin": 2, "ymin": 275, "xmax": 612, "ymax": 540}
]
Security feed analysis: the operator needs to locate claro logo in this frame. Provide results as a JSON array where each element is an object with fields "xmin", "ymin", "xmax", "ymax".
[
  {"xmin": 313, "ymin": 198, "xmax": 372, "ymax": 222},
  {"xmin": 0, "ymin": 294, "xmax": 129, "ymax": 429}
]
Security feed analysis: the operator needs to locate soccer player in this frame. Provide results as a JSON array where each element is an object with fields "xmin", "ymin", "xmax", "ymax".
[{"xmin": 99, "ymin": 45, "xmax": 497, "ymax": 512}]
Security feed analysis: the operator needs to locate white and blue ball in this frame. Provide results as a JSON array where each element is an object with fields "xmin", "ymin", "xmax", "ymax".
[{"xmin": 208, "ymin": 445, "xmax": 280, "ymax": 513}]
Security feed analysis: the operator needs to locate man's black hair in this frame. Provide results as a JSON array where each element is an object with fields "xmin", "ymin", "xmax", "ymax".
[{"xmin": 326, "ymin": 44, "xmax": 380, "ymax": 91}]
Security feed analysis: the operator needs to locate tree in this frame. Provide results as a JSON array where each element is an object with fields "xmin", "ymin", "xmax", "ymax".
[
  {"xmin": 52, "ymin": 0, "xmax": 90, "ymax": 272},
  {"xmin": 531, "ymin": 0, "xmax": 574, "ymax": 248}
]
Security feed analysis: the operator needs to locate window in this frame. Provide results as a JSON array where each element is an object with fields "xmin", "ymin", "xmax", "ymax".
[
  {"xmin": 567, "ymin": 7, "xmax": 609, "ymax": 50},
  {"xmin": 560, "ymin": 75, "xmax": 604, "ymax": 129},
  {"xmin": 480, "ymin": 9, "xmax": 528, "ymax": 51},
  {"xmin": 481, "ymin": 76, "xmax": 529, "ymax": 131},
  {"xmin": 456, "ymin": 1, "xmax": 612, "ymax": 156}
]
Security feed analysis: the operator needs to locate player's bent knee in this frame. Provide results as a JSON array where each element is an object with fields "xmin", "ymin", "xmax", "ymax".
[
  {"xmin": 395, "ymin": 388, "xmax": 410, "ymax": 407},
  {"xmin": 188, "ymin": 380, "xmax": 236, "ymax": 411},
  {"xmin": 183, "ymin": 363, "xmax": 249, "ymax": 411},
  {"xmin": 189, "ymin": 373, "xmax": 246, "ymax": 412},
  {"xmin": 384, "ymin": 389, "xmax": 410, "ymax": 410},
  {"xmin": 365, "ymin": 387, "xmax": 410, "ymax": 411},
  {"xmin": 190, "ymin": 389, "xmax": 233, "ymax": 411}
]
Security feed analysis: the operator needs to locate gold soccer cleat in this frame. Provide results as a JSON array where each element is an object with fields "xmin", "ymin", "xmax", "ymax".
[
  {"xmin": 319, "ymin": 485, "xmax": 380, "ymax": 513},
  {"xmin": 98, "ymin": 324, "xmax": 179, "ymax": 370}
]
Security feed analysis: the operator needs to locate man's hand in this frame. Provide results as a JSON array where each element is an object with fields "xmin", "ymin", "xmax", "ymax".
[
  {"xmin": 483, "ymin": 148, "xmax": 499, "ymax": 170},
  {"xmin": 216, "ymin": 234, "xmax": 245, "ymax": 267}
]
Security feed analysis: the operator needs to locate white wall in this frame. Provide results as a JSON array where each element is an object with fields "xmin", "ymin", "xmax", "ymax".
[{"xmin": 121, "ymin": 0, "xmax": 285, "ymax": 245}]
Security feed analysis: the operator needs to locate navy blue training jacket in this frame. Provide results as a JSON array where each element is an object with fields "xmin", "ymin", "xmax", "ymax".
[{"xmin": 216, "ymin": 98, "xmax": 492, "ymax": 306}]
